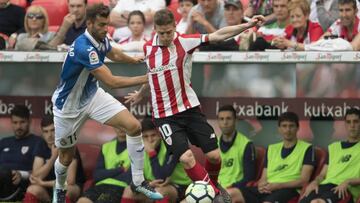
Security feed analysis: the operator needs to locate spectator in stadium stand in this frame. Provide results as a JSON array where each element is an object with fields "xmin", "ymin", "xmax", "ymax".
[
  {"xmin": 115, "ymin": 10, "xmax": 148, "ymax": 51},
  {"xmin": 249, "ymin": 0, "xmax": 290, "ymax": 51},
  {"xmin": 238, "ymin": 112, "xmax": 315, "ymax": 203},
  {"xmin": 185, "ymin": 0, "xmax": 227, "ymax": 34},
  {"xmin": 0, "ymin": 0, "xmax": 25, "ymax": 47},
  {"xmin": 176, "ymin": 0, "xmax": 197, "ymax": 34},
  {"xmin": 14, "ymin": 6, "xmax": 56, "ymax": 51},
  {"xmin": 244, "ymin": 0, "xmax": 276, "ymax": 24},
  {"xmin": 109, "ymin": 0, "xmax": 165, "ymax": 42},
  {"xmin": 0, "ymin": 105, "xmax": 48, "ymax": 202},
  {"xmin": 121, "ymin": 117, "xmax": 192, "ymax": 203},
  {"xmin": 22, "ymin": 115, "xmax": 85, "ymax": 203},
  {"xmin": 50, "ymin": 0, "xmax": 87, "ymax": 47},
  {"xmin": 323, "ymin": 0, "xmax": 360, "ymax": 47},
  {"xmin": 216, "ymin": 105, "xmax": 257, "ymax": 203},
  {"xmin": 271, "ymin": 0, "xmax": 323, "ymax": 51},
  {"xmin": 300, "ymin": 108, "xmax": 360, "ymax": 203},
  {"xmin": 309, "ymin": 0, "xmax": 339, "ymax": 31},
  {"xmin": 77, "ymin": 128, "xmax": 132, "ymax": 203},
  {"xmin": 0, "ymin": 34, "xmax": 6, "ymax": 49}
]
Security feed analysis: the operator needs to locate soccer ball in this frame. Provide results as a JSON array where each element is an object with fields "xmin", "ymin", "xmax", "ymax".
[{"xmin": 185, "ymin": 181, "xmax": 215, "ymax": 203}]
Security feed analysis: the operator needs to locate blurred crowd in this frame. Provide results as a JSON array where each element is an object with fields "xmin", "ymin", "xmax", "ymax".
[{"xmin": 1, "ymin": 0, "xmax": 360, "ymax": 51}]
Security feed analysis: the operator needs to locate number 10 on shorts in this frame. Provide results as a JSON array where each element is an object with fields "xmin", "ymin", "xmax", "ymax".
[{"xmin": 158, "ymin": 124, "xmax": 173, "ymax": 146}]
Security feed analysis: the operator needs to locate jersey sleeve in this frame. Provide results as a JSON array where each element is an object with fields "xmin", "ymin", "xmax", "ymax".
[
  {"xmin": 75, "ymin": 44, "xmax": 104, "ymax": 71},
  {"xmin": 303, "ymin": 145, "xmax": 316, "ymax": 167},
  {"xmin": 105, "ymin": 37, "xmax": 112, "ymax": 54},
  {"xmin": 179, "ymin": 34, "xmax": 209, "ymax": 54},
  {"xmin": 327, "ymin": 20, "xmax": 340, "ymax": 36}
]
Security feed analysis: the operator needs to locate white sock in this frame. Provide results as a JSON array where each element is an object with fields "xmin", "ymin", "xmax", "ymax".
[
  {"xmin": 54, "ymin": 158, "xmax": 68, "ymax": 190},
  {"xmin": 126, "ymin": 134, "xmax": 145, "ymax": 186}
]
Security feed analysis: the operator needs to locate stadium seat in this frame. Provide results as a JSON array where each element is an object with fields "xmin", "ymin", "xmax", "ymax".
[
  {"xmin": 10, "ymin": 0, "xmax": 27, "ymax": 8},
  {"xmin": 311, "ymin": 147, "xmax": 327, "ymax": 180},
  {"xmin": 31, "ymin": 0, "xmax": 68, "ymax": 26},
  {"xmin": 77, "ymin": 143, "xmax": 101, "ymax": 192},
  {"xmin": 254, "ymin": 146, "xmax": 266, "ymax": 180}
]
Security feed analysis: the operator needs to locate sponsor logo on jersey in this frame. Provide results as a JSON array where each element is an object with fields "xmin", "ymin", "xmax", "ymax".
[
  {"xmin": 21, "ymin": 146, "xmax": 29, "ymax": 154},
  {"xmin": 89, "ymin": 50, "xmax": 99, "ymax": 65}
]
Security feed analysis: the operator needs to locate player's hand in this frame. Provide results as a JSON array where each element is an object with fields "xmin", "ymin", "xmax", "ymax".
[
  {"xmin": 264, "ymin": 183, "xmax": 279, "ymax": 192},
  {"xmin": 150, "ymin": 179, "xmax": 164, "ymax": 187},
  {"xmin": 191, "ymin": 11, "xmax": 207, "ymax": 25},
  {"xmin": 331, "ymin": 181, "xmax": 349, "ymax": 199},
  {"xmin": 248, "ymin": 15, "xmax": 265, "ymax": 27},
  {"xmin": 158, "ymin": 177, "xmax": 170, "ymax": 187},
  {"xmin": 302, "ymin": 181, "xmax": 319, "ymax": 198},
  {"xmin": 62, "ymin": 14, "xmax": 76, "ymax": 28},
  {"xmin": 51, "ymin": 145, "xmax": 59, "ymax": 159},
  {"xmin": 11, "ymin": 170, "xmax": 21, "ymax": 185},
  {"xmin": 124, "ymin": 90, "xmax": 143, "ymax": 105},
  {"xmin": 133, "ymin": 55, "xmax": 145, "ymax": 63}
]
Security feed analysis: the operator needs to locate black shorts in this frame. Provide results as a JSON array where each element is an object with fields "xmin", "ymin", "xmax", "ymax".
[
  {"xmin": 82, "ymin": 184, "xmax": 125, "ymax": 203},
  {"xmin": 153, "ymin": 107, "xmax": 218, "ymax": 157},
  {"xmin": 241, "ymin": 186, "xmax": 299, "ymax": 203},
  {"xmin": 299, "ymin": 184, "xmax": 354, "ymax": 203}
]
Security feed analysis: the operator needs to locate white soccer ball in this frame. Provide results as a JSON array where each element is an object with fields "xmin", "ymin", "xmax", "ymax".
[{"xmin": 185, "ymin": 181, "xmax": 215, "ymax": 203}]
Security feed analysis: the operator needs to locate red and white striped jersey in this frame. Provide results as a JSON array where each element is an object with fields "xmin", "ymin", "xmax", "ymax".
[
  {"xmin": 143, "ymin": 32, "xmax": 209, "ymax": 118},
  {"xmin": 328, "ymin": 17, "xmax": 360, "ymax": 42}
]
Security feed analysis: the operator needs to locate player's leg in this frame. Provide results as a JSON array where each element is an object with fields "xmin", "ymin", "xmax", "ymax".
[
  {"xmin": 299, "ymin": 184, "xmax": 346, "ymax": 203},
  {"xmin": 53, "ymin": 114, "xmax": 85, "ymax": 203},
  {"xmin": 262, "ymin": 188, "xmax": 299, "ymax": 203},
  {"xmin": 184, "ymin": 107, "xmax": 231, "ymax": 203},
  {"xmin": 23, "ymin": 185, "xmax": 50, "ymax": 202},
  {"xmin": 88, "ymin": 88, "xmax": 162, "ymax": 200}
]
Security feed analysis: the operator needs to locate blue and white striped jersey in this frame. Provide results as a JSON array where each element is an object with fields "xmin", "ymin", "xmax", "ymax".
[{"xmin": 52, "ymin": 30, "xmax": 112, "ymax": 117}]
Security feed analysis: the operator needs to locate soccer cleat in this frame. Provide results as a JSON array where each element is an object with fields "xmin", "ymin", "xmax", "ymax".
[
  {"xmin": 52, "ymin": 188, "xmax": 66, "ymax": 203},
  {"xmin": 130, "ymin": 181, "xmax": 164, "ymax": 200},
  {"xmin": 215, "ymin": 183, "xmax": 232, "ymax": 203}
]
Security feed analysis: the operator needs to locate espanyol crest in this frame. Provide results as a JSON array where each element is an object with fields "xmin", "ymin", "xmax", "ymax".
[{"xmin": 21, "ymin": 146, "xmax": 29, "ymax": 154}]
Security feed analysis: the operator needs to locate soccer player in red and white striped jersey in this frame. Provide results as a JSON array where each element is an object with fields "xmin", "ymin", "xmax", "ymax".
[{"xmin": 126, "ymin": 9, "xmax": 264, "ymax": 203}]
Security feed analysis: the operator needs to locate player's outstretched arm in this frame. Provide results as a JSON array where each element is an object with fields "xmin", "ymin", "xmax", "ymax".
[
  {"xmin": 106, "ymin": 46, "xmax": 144, "ymax": 64},
  {"xmin": 208, "ymin": 15, "xmax": 265, "ymax": 43},
  {"xmin": 91, "ymin": 65, "xmax": 148, "ymax": 89}
]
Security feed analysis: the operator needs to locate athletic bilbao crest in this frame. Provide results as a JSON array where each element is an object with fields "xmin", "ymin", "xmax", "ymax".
[{"xmin": 21, "ymin": 146, "xmax": 29, "ymax": 154}]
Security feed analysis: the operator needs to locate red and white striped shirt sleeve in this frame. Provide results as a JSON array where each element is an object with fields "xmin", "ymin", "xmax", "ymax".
[{"xmin": 178, "ymin": 34, "xmax": 209, "ymax": 54}]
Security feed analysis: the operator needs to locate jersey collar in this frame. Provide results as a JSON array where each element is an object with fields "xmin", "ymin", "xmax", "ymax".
[
  {"xmin": 151, "ymin": 32, "xmax": 179, "ymax": 46},
  {"xmin": 85, "ymin": 29, "xmax": 105, "ymax": 51}
]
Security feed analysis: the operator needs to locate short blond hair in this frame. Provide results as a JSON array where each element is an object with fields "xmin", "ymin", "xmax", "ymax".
[
  {"xmin": 24, "ymin": 5, "xmax": 49, "ymax": 34},
  {"xmin": 288, "ymin": 0, "xmax": 310, "ymax": 16}
]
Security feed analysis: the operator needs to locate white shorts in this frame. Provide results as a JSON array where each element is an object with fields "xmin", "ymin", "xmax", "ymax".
[{"xmin": 54, "ymin": 88, "xmax": 126, "ymax": 148}]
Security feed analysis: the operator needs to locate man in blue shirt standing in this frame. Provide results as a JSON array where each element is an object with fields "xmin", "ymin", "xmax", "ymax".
[
  {"xmin": 51, "ymin": 3, "xmax": 163, "ymax": 203},
  {"xmin": 0, "ymin": 105, "xmax": 48, "ymax": 202}
]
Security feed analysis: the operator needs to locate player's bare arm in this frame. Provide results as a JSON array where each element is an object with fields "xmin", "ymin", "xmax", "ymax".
[
  {"xmin": 91, "ymin": 65, "xmax": 147, "ymax": 89},
  {"xmin": 106, "ymin": 46, "xmax": 144, "ymax": 63},
  {"xmin": 208, "ymin": 15, "xmax": 265, "ymax": 43}
]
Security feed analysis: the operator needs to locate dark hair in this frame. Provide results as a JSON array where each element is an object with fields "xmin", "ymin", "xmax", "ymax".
[
  {"xmin": 179, "ymin": 0, "xmax": 197, "ymax": 5},
  {"xmin": 338, "ymin": 0, "xmax": 357, "ymax": 9},
  {"xmin": 141, "ymin": 117, "xmax": 156, "ymax": 132},
  {"xmin": 68, "ymin": 0, "xmax": 87, "ymax": 5},
  {"xmin": 86, "ymin": 3, "xmax": 110, "ymax": 22},
  {"xmin": 278, "ymin": 112, "xmax": 299, "ymax": 127},
  {"xmin": 345, "ymin": 107, "xmax": 360, "ymax": 119},
  {"xmin": 41, "ymin": 115, "xmax": 54, "ymax": 128},
  {"xmin": 127, "ymin": 10, "xmax": 146, "ymax": 25},
  {"xmin": 218, "ymin": 105, "xmax": 236, "ymax": 118},
  {"xmin": 0, "ymin": 36, "xmax": 5, "ymax": 50},
  {"xmin": 154, "ymin": 9, "xmax": 175, "ymax": 26},
  {"xmin": 10, "ymin": 105, "xmax": 30, "ymax": 119}
]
